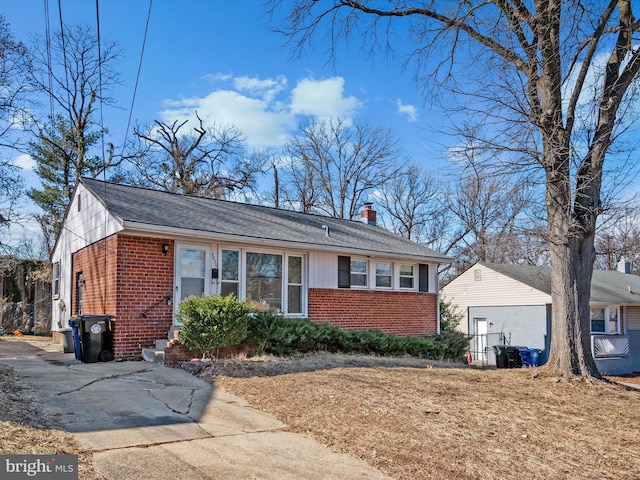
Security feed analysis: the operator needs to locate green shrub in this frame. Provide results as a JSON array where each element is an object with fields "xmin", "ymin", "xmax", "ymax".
[
  {"xmin": 177, "ymin": 295, "xmax": 252, "ymax": 359},
  {"xmin": 439, "ymin": 299, "xmax": 463, "ymax": 332},
  {"xmin": 246, "ymin": 312, "xmax": 469, "ymax": 361}
]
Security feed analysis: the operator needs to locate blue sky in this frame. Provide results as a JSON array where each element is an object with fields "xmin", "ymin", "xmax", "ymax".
[
  {"xmin": 2, "ymin": 0, "xmax": 451, "ymax": 248},
  {"xmin": 3, "ymin": 0, "xmax": 448, "ymax": 162}
]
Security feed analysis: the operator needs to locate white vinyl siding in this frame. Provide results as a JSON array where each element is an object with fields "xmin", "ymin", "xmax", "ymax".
[
  {"xmin": 442, "ymin": 264, "xmax": 552, "ymax": 335},
  {"xmin": 629, "ymin": 307, "xmax": 640, "ymax": 330},
  {"xmin": 51, "ymin": 184, "xmax": 123, "ymax": 331}
]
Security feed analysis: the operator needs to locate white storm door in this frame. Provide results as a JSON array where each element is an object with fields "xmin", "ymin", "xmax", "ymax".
[
  {"xmin": 475, "ymin": 318, "xmax": 488, "ymax": 363},
  {"xmin": 174, "ymin": 245, "xmax": 209, "ymax": 325}
]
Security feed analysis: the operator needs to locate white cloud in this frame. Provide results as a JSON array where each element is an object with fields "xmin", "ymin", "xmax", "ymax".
[
  {"xmin": 13, "ymin": 153, "xmax": 36, "ymax": 171},
  {"xmin": 158, "ymin": 74, "xmax": 363, "ymax": 149},
  {"xmin": 290, "ymin": 77, "xmax": 360, "ymax": 120},
  {"xmin": 396, "ymin": 99, "xmax": 418, "ymax": 123}
]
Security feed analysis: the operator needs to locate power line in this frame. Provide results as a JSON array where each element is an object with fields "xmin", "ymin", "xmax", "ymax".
[
  {"xmin": 43, "ymin": 0, "xmax": 54, "ymax": 122},
  {"xmin": 123, "ymin": 0, "xmax": 153, "ymax": 152}
]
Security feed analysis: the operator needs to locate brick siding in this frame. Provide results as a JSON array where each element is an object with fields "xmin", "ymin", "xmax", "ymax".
[
  {"xmin": 72, "ymin": 234, "xmax": 174, "ymax": 359},
  {"xmin": 308, "ymin": 288, "xmax": 437, "ymax": 336}
]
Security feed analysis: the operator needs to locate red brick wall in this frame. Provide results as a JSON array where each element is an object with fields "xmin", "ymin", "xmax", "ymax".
[
  {"xmin": 72, "ymin": 234, "xmax": 175, "ymax": 359},
  {"xmin": 308, "ymin": 288, "xmax": 437, "ymax": 336}
]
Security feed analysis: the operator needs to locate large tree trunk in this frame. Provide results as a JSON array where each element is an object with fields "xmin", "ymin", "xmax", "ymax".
[{"xmin": 544, "ymin": 163, "xmax": 600, "ymax": 378}]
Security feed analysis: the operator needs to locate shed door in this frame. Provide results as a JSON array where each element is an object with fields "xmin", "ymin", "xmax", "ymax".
[{"xmin": 475, "ymin": 318, "xmax": 488, "ymax": 363}]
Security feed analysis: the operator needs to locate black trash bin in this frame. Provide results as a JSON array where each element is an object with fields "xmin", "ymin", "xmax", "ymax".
[
  {"xmin": 505, "ymin": 346, "xmax": 526, "ymax": 368},
  {"xmin": 75, "ymin": 315, "xmax": 114, "ymax": 363},
  {"xmin": 493, "ymin": 345, "xmax": 508, "ymax": 369}
]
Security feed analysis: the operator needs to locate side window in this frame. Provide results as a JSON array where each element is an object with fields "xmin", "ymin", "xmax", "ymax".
[
  {"xmin": 375, "ymin": 262, "xmax": 392, "ymax": 288},
  {"xmin": 350, "ymin": 259, "xmax": 368, "ymax": 287},
  {"xmin": 53, "ymin": 262, "xmax": 60, "ymax": 299},
  {"xmin": 221, "ymin": 249, "xmax": 239, "ymax": 297},
  {"xmin": 399, "ymin": 264, "xmax": 415, "ymax": 289},
  {"xmin": 287, "ymin": 256, "xmax": 303, "ymax": 314}
]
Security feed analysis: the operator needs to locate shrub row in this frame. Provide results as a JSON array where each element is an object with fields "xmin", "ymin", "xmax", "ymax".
[{"xmin": 248, "ymin": 311, "xmax": 469, "ymax": 361}]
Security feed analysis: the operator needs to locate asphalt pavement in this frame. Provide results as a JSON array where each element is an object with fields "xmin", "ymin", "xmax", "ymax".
[{"xmin": 0, "ymin": 338, "xmax": 391, "ymax": 480}]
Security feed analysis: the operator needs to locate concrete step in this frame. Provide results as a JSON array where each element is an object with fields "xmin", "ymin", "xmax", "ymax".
[
  {"xmin": 155, "ymin": 339, "xmax": 169, "ymax": 349},
  {"xmin": 142, "ymin": 347, "xmax": 164, "ymax": 364}
]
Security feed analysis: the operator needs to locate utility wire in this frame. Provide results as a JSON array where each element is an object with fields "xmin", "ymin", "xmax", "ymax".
[
  {"xmin": 122, "ymin": 0, "xmax": 153, "ymax": 153},
  {"xmin": 95, "ymin": 0, "xmax": 108, "ymax": 315},
  {"xmin": 43, "ymin": 0, "xmax": 55, "ymax": 123},
  {"xmin": 57, "ymin": 0, "xmax": 73, "ymax": 125}
]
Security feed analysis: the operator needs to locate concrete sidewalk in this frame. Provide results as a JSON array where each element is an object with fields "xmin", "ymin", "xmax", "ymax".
[{"xmin": 0, "ymin": 339, "xmax": 390, "ymax": 480}]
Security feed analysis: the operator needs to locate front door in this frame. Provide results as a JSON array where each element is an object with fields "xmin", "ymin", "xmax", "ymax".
[{"xmin": 174, "ymin": 244, "xmax": 210, "ymax": 325}]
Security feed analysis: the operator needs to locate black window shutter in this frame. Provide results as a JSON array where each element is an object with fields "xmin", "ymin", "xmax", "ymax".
[
  {"xmin": 338, "ymin": 256, "xmax": 351, "ymax": 288},
  {"xmin": 419, "ymin": 264, "xmax": 429, "ymax": 292}
]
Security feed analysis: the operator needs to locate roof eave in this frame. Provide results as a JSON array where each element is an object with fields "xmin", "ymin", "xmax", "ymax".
[{"xmin": 121, "ymin": 221, "xmax": 451, "ymax": 264}]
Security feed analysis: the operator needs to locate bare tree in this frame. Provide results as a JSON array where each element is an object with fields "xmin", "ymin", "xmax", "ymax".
[
  {"xmin": 595, "ymin": 203, "xmax": 640, "ymax": 273},
  {"xmin": 377, "ymin": 164, "xmax": 442, "ymax": 243},
  {"xmin": 26, "ymin": 25, "xmax": 124, "ymax": 253},
  {"xmin": 123, "ymin": 114, "xmax": 264, "ymax": 198},
  {"xmin": 282, "ymin": 117, "xmax": 400, "ymax": 219},
  {"xmin": 0, "ymin": 16, "xmax": 29, "ymax": 254},
  {"xmin": 271, "ymin": 1, "xmax": 640, "ymax": 379}
]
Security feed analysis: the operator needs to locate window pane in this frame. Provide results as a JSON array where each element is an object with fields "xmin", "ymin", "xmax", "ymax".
[
  {"xmin": 351, "ymin": 273, "xmax": 367, "ymax": 287},
  {"xmin": 399, "ymin": 265, "xmax": 413, "ymax": 276},
  {"xmin": 221, "ymin": 282, "xmax": 238, "ymax": 297},
  {"xmin": 181, "ymin": 278, "xmax": 204, "ymax": 300},
  {"xmin": 609, "ymin": 308, "xmax": 619, "ymax": 333},
  {"xmin": 591, "ymin": 308, "xmax": 605, "ymax": 333},
  {"xmin": 376, "ymin": 263, "xmax": 392, "ymax": 275},
  {"xmin": 181, "ymin": 249, "xmax": 205, "ymax": 277},
  {"xmin": 246, "ymin": 252, "xmax": 282, "ymax": 310},
  {"xmin": 400, "ymin": 277, "xmax": 414, "ymax": 288},
  {"xmin": 351, "ymin": 260, "xmax": 367, "ymax": 274},
  {"xmin": 288, "ymin": 256, "xmax": 302, "ymax": 284},
  {"xmin": 288, "ymin": 285, "xmax": 302, "ymax": 314},
  {"xmin": 376, "ymin": 275, "xmax": 392, "ymax": 288},
  {"xmin": 221, "ymin": 250, "xmax": 239, "ymax": 281}
]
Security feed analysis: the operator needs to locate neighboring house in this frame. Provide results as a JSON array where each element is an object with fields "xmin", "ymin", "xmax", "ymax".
[
  {"xmin": 441, "ymin": 262, "xmax": 640, "ymax": 375},
  {"xmin": 51, "ymin": 177, "xmax": 450, "ymax": 359}
]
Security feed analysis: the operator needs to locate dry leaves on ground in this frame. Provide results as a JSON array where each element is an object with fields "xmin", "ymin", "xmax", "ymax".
[
  {"xmin": 200, "ymin": 354, "xmax": 640, "ymax": 480},
  {"xmin": 0, "ymin": 364, "xmax": 103, "ymax": 480}
]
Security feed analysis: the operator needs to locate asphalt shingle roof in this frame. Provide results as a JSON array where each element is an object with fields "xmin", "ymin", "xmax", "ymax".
[
  {"xmin": 483, "ymin": 262, "xmax": 640, "ymax": 304},
  {"xmin": 81, "ymin": 177, "xmax": 450, "ymax": 262}
]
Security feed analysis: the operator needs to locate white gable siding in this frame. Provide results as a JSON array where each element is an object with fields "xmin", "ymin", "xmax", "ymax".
[
  {"xmin": 51, "ymin": 184, "xmax": 123, "ymax": 331},
  {"xmin": 441, "ymin": 264, "xmax": 552, "ymax": 334}
]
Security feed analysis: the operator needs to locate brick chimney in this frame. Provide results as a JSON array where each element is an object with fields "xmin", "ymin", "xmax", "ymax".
[{"xmin": 360, "ymin": 203, "xmax": 377, "ymax": 226}]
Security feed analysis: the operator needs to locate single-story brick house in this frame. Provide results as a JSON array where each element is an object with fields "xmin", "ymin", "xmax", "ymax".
[
  {"xmin": 441, "ymin": 262, "xmax": 640, "ymax": 375},
  {"xmin": 51, "ymin": 177, "xmax": 450, "ymax": 359}
]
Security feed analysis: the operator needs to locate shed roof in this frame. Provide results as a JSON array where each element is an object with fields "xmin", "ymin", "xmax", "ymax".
[
  {"xmin": 80, "ymin": 177, "xmax": 449, "ymax": 262},
  {"xmin": 483, "ymin": 263, "xmax": 640, "ymax": 305}
]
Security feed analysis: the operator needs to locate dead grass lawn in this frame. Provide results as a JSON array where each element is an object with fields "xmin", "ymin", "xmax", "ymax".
[
  {"xmin": 201, "ymin": 355, "xmax": 640, "ymax": 480},
  {"xmin": 0, "ymin": 349, "xmax": 103, "ymax": 479}
]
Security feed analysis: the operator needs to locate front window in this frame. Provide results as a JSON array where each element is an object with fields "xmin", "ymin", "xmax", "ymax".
[
  {"xmin": 221, "ymin": 249, "xmax": 239, "ymax": 297},
  {"xmin": 591, "ymin": 306, "xmax": 620, "ymax": 334},
  {"xmin": 246, "ymin": 252, "xmax": 282, "ymax": 311},
  {"xmin": 376, "ymin": 262, "xmax": 392, "ymax": 288},
  {"xmin": 350, "ymin": 260, "xmax": 368, "ymax": 287},
  {"xmin": 287, "ymin": 256, "xmax": 303, "ymax": 314},
  {"xmin": 399, "ymin": 264, "xmax": 415, "ymax": 289}
]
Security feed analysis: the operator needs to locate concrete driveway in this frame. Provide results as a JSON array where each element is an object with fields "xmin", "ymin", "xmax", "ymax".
[{"xmin": 0, "ymin": 339, "xmax": 390, "ymax": 480}]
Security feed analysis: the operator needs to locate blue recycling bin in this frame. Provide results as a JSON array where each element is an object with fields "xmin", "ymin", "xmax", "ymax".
[
  {"xmin": 519, "ymin": 348, "xmax": 541, "ymax": 367},
  {"xmin": 69, "ymin": 320, "xmax": 82, "ymax": 361}
]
